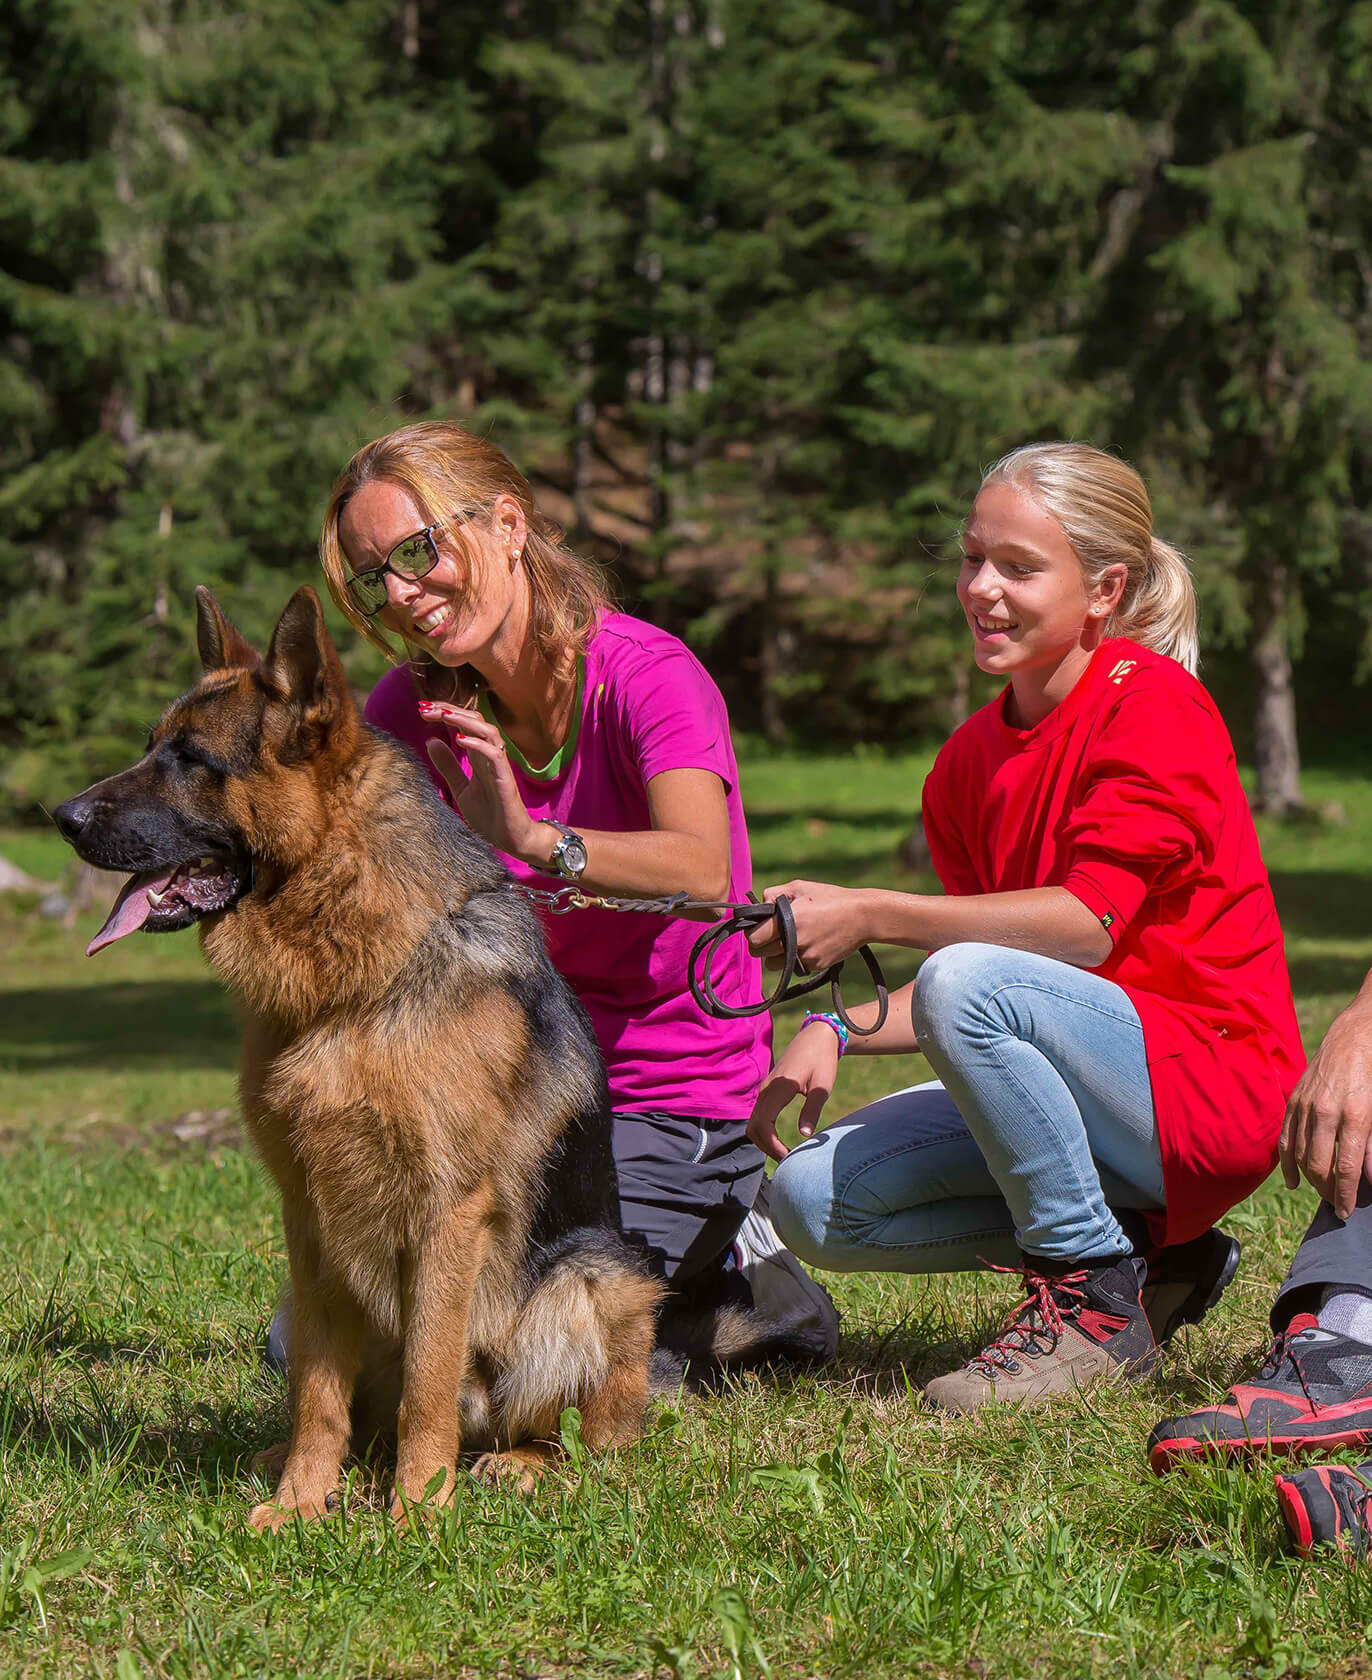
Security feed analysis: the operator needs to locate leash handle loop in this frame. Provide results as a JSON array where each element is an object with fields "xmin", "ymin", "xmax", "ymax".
[{"xmin": 686, "ymin": 893, "xmax": 889, "ymax": 1036}]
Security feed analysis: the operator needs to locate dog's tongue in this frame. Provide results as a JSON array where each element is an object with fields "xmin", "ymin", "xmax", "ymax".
[{"xmin": 87, "ymin": 868, "xmax": 179, "ymax": 956}]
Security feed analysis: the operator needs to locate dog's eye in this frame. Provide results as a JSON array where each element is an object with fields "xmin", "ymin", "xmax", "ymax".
[{"xmin": 156, "ymin": 736, "xmax": 203, "ymax": 773}]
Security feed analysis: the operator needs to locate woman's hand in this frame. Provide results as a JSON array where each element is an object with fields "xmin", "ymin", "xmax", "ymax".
[
  {"xmin": 747, "ymin": 1022, "xmax": 841, "ymax": 1162},
  {"xmin": 419, "ymin": 702, "xmax": 546, "ymax": 865},
  {"xmin": 1279, "ymin": 988, "xmax": 1372, "ymax": 1221},
  {"xmin": 746, "ymin": 880, "xmax": 871, "ymax": 973}
]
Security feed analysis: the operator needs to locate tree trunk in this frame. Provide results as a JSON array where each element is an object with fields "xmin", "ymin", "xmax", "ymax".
[{"xmin": 1251, "ymin": 556, "xmax": 1304, "ymax": 814}]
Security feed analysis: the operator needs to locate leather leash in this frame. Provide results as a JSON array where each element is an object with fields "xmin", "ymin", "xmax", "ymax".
[{"xmin": 516, "ymin": 883, "xmax": 890, "ymax": 1036}]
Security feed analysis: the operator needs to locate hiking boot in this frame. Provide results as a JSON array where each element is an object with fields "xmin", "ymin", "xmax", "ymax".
[
  {"xmin": 1148, "ymin": 1315, "xmax": 1372, "ymax": 1472},
  {"xmin": 1141, "ymin": 1227, "xmax": 1242, "ymax": 1347},
  {"xmin": 1275, "ymin": 1460, "xmax": 1372, "ymax": 1558},
  {"xmin": 732, "ymin": 1179, "xmax": 840, "ymax": 1364},
  {"xmin": 922, "ymin": 1255, "xmax": 1160, "ymax": 1415}
]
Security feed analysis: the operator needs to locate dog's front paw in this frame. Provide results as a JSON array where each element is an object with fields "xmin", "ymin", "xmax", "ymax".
[
  {"xmin": 248, "ymin": 1487, "xmax": 340, "ymax": 1533},
  {"xmin": 470, "ymin": 1447, "xmax": 554, "ymax": 1496}
]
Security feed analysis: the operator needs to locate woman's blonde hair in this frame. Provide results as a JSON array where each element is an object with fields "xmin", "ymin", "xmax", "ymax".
[
  {"xmin": 980, "ymin": 442, "xmax": 1199, "ymax": 674},
  {"xmin": 319, "ymin": 421, "xmax": 614, "ymax": 702}
]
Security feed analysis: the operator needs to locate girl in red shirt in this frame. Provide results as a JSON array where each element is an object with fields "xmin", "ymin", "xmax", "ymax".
[{"xmin": 749, "ymin": 442, "xmax": 1304, "ymax": 1412}]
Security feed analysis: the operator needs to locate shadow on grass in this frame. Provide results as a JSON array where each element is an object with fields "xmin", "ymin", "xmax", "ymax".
[
  {"xmin": 1286, "ymin": 952, "xmax": 1372, "ymax": 999},
  {"xmin": 0, "ymin": 1386, "xmax": 286, "ymax": 1483},
  {"xmin": 1270, "ymin": 872, "xmax": 1372, "ymax": 941},
  {"xmin": 0, "ymin": 1320, "xmax": 239, "ymax": 1368},
  {"xmin": 0, "ymin": 980, "xmax": 237, "ymax": 1071}
]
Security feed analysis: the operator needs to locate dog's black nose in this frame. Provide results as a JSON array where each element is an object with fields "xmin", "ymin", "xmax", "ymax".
[{"xmin": 52, "ymin": 797, "xmax": 89, "ymax": 845}]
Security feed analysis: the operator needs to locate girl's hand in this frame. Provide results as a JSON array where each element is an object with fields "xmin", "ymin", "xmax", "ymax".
[
  {"xmin": 746, "ymin": 881, "xmax": 871, "ymax": 973},
  {"xmin": 747, "ymin": 1022, "xmax": 840, "ymax": 1162},
  {"xmin": 419, "ymin": 702, "xmax": 544, "ymax": 864}
]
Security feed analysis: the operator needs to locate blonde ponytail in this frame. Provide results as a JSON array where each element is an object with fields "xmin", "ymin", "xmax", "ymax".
[
  {"xmin": 1129, "ymin": 534, "xmax": 1199, "ymax": 674},
  {"xmin": 981, "ymin": 443, "xmax": 1200, "ymax": 675}
]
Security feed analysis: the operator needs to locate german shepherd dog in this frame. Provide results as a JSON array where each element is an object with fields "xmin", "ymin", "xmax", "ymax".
[{"xmin": 53, "ymin": 586, "xmax": 662, "ymax": 1531}]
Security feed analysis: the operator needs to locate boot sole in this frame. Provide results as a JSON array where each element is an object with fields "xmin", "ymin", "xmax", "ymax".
[{"xmin": 1150, "ymin": 1419, "xmax": 1372, "ymax": 1475}]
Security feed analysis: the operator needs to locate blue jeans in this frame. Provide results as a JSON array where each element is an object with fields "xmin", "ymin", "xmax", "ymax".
[{"xmin": 769, "ymin": 943, "xmax": 1166, "ymax": 1273}]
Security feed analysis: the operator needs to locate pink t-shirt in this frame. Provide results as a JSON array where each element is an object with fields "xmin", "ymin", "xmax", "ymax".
[{"xmin": 365, "ymin": 612, "xmax": 771, "ymax": 1120}]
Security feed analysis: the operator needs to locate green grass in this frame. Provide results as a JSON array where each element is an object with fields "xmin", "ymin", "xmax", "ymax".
[{"xmin": 2, "ymin": 756, "xmax": 1372, "ymax": 1679}]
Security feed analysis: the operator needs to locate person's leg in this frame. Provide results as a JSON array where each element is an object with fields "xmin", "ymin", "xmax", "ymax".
[
  {"xmin": 909, "ymin": 942, "xmax": 1164, "ymax": 1262},
  {"xmin": 771, "ymin": 1032, "xmax": 1166, "ymax": 1411},
  {"xmin": 769, "ymin": 1081, "xmax": 1023, "ymax": 1275},
  {"xmin": 610, "ymin": 1111, "xmax": 764, "ymax": 1289},
  {"xmin": 1270, "ymin": 1180, "xmax": 1372, "ymax": 1331},
  {"xmin": 893, "ymin": 943, "xmax": 1166, "ymax": 1410},
  {"xmin": 611, "ymin": 1111, "xmax": 838, "ymax": 1366}
]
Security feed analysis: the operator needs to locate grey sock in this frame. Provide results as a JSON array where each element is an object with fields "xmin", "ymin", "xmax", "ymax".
[{"xmin": 1318, "ymin": 1288, "xmax": 1372, "ymax": 1345}]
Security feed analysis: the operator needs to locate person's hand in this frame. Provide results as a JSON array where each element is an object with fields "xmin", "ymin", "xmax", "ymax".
[
  {"xmin": 1279, "ymin": 993, "xmax": 1372, "ymax": 1220},
  {"xmin": 419, "ymin": 702, "xmax": 544, "ymax": 864},
  {"xmin": 746, "ymin": 1021, "xmax": 841, "ymax": 1162},
  {"xmin": 745, "ymin": 881, "xmax": 870, "ymax": 973}
]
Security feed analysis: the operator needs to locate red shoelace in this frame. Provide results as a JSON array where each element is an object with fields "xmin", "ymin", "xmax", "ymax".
[
  {"xmin": 1253, "ymin": 1316, "xmax": 1322, "ymax": 1411},
  {"xmin": 968, "ymin": 1262, "xmax": 1090, "ymax": 1377}
]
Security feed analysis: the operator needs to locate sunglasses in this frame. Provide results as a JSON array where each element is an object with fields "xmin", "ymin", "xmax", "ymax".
[{"xmin": 344, "ymin": 525, "xmax": 442, "ymax": 617}]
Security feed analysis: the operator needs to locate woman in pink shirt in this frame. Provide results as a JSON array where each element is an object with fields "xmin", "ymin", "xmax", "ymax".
[{"xmin": 310, "ymin": 421, "xmax": 836, "ymax": 1375}]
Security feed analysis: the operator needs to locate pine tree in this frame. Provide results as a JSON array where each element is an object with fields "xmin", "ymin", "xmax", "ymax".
[
  {"xmin": 1072, "ymin": 0, "xmax": 1372, "ymax": 809},
  {"xmin": 0, "ymin": 0, "xmax": 453, "ymax": 814}
]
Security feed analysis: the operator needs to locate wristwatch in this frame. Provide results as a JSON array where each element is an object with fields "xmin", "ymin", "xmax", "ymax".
[{"xmin": 539, "ymin": 819, "xmax": 589, "ymax": 881}]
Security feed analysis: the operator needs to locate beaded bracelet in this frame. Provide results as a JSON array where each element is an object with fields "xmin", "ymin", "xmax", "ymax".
[{"xmin": 802, "ymin": 1010, "xmax": 850, "ymax": 1058}]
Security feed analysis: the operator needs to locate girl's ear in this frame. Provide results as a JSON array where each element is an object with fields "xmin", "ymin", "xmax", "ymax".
[{"xmin": 1093, "ymin": 562, "xmax": 1129, "ymax": 616}]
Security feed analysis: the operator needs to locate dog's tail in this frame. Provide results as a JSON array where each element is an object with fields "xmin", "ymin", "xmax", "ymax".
[{"xmin": 495, "ymin": 1229, "xmax": 663, "ymax": 1448}]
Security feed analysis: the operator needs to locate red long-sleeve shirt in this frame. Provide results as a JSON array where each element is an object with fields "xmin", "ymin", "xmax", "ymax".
[{"xmin": 920, "ymin": 637, "xmax": 1305, "ymax": 1247}]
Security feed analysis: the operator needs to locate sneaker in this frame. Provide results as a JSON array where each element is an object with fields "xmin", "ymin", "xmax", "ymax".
[
  {"xmin": 1275, "ymin": 1460, "xmax": 1372, "ymax": 1558},
  {"xmin": 1148, "ymin": 1315, "xmax": 1372, "ymax": 1472},
  {"xmin": 1141, "ymin": 1227, "xmax": 1242, "ymax": 1346},
  {"xmin": 922, "ymin": 1255, "xmax": 1160, "ymax": 1415},
  {"xmin": 732, "ymin": 1179, "xmax": 840, "ymax": 1364}
]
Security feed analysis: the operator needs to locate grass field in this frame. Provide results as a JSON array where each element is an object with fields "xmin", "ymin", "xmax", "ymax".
[{"xmin": 2, "ymin": 755, "xmax": 1372, "ymax": 1679}]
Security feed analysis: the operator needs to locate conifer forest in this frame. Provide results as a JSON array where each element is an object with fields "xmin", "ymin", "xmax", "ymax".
[{"xmin": 3, "ymin": 0, "xmax": 1371, "ymax": 821}]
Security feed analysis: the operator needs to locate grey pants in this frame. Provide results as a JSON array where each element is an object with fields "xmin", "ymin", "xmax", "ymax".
[
  {"xmin": 612, "ymin": 1110, "xmax": 765, "ymax": 1295},
  {"xmin": 1272, "ymin": 1179, "xmax": 1372, "ymax": 1328}
]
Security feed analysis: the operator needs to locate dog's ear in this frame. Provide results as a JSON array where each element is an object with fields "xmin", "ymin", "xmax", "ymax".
[
  {"xmin": 195, "ymin": 587, "xmax": 260, "ymax": 672},
  {"xmin": 262, "ymin": 586, "xmax": 351, "ymax": 739}
]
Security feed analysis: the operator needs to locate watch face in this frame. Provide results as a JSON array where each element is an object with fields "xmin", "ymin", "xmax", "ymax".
[{"xmin": 559, "ymin": 836, "xmax": 589, "ymax": 878}]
